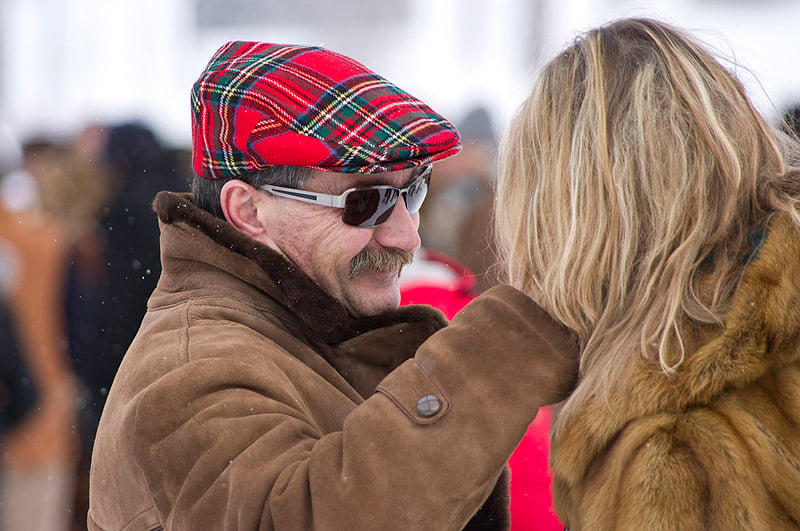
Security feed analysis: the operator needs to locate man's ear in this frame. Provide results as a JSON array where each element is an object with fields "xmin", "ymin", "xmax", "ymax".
[{"xmin": 219, "ymin": 180, "xmax": 270, "ymax": 241}]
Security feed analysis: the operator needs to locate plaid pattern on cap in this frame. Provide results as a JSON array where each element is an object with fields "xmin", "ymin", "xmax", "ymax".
[{"xmin": 191, "ymin": 41, "xmax": 462, "ymax": 178}]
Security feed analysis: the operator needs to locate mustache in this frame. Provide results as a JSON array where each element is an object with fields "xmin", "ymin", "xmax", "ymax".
[{"xmin": 349, "ymin": 247, "xmax": 414, "ymax": 279}]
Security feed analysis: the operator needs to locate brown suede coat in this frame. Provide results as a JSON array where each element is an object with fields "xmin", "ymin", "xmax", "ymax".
[
  {"xmin": 550, "ymin": 214, "xmax": 800, "ymax": 530},
  {"xmin": 88, "ymin": 192, "xmax": 578, "ymax": 531}
]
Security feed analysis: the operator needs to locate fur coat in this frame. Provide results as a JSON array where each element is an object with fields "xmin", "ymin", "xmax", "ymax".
[{"xmin": 550, "ymin": 214, "xmax": 800, "ymax": 530}]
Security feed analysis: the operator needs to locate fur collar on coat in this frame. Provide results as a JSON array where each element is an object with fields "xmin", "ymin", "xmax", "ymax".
[
  {"xmin": 152, "ymin": 191, "xmax": 449, "ymax": 344},
  {"xmin": 550, "ymin": 214, "xmax": 800, "ymax": 530}
]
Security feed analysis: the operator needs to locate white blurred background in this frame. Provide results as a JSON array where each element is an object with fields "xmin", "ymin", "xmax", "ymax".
[
  {"xmin": 1, "ymin": 4, "xmax": 799, "ymax": 530},
  {"xmin": 1, "ymin": 0, "xmax": 800, "ymax": 149}
]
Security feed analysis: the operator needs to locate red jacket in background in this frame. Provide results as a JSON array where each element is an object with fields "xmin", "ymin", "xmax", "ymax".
[{"xmin": 400, "ymin": 249, "xmax": 563, "ymax": 530}]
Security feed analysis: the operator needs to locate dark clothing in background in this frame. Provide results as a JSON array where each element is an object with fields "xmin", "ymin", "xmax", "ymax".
[
  {"xmin": 66, "ymin": 123, "xmax": 189, "ymax": 424},
  {"xmin": 0, "ymin": 301, "xmax": 37, "ymax": 437}
]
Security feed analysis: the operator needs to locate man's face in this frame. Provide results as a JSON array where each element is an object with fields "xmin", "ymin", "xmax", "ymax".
[{"xmin": 255, "ymin": 168, "xmax": 423, "ymax": 317}]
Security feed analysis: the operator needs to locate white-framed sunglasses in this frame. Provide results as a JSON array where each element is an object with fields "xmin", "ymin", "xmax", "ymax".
[{"xmin": 260, "ymin": 165, "xmax": 432, "ymax": 228}]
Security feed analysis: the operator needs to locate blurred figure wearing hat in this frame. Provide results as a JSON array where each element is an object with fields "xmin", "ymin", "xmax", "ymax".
[
  {"xmin": 420, "ymin": 105, "xmax": 500, "ymax": 292},
  {"xmin": 88, "ymin": 42, "xmax": 579, "ymax": 530}
]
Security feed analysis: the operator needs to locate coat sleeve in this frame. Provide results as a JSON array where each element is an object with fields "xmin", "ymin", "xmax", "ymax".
[{"xmin": 131, "ymin": 285, "xmax": 579, "ymax": 530}]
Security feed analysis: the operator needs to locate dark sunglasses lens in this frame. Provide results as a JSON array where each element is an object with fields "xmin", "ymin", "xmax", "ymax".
[
  {"xmin": 404, "ymin": 176, "xmax": 429, "ymax": 214},
  {"xmin": 341, "ymin": 172, "xmax": 428, "ymax": 228},
  {"xmin": 342, "ymin": 189, "xmax": 395, "ymax": 227},
  {"xmin": 372, "ymin": 189, "xmax": 400, "ymax": 226}
]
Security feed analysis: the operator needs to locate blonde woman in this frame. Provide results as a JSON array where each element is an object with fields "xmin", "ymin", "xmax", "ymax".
[{"xmin": 496, "ymin": 18, "xmax": 800, "ymax": 530}]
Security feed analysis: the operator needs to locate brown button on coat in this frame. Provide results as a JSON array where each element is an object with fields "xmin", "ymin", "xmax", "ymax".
[{"xmin": 88, "ymin": 192, "xmax": 579, "ymax": 531}]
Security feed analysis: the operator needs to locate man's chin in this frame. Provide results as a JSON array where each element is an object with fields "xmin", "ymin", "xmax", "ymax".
[{"xmin": 345, "ymin": 274, "xmax": 402, "ymax": 316}]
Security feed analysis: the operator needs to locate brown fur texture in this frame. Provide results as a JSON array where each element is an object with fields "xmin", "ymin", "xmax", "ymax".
[{"xmin": 551, "ymin": 214, "xmax": 800, "ymax": 530}]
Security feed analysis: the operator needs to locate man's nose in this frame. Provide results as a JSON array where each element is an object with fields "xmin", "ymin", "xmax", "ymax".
[{"xmin": 372, "ymin": 194, "xmax": 421, "ymax": 253}]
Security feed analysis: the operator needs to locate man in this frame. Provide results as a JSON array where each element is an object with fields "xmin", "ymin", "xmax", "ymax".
[{"xmin": 88, "ymin": 41, "xmax": 578, "ymax": 530}]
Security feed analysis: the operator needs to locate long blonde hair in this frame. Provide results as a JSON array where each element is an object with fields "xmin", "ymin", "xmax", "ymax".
[{"xmin": 495, "ymin": 18, "xmax": 800, "ymax": 392}]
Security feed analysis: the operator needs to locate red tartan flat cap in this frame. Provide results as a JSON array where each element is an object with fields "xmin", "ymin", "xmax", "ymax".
[{"xmin": 191, "ymin": 41, "xmax": 462, "ymax": 179}]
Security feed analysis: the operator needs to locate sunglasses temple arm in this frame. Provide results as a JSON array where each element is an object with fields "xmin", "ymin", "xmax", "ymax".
[{"xmin": 263, "ymin": 186, "xmax": 346, "ymax": 208}]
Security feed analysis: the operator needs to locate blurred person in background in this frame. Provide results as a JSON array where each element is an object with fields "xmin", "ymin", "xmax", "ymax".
[
  {"xmin": 89, "ymin": 41, "xmax": 579, "ymax": 530},
  {"xmin": 92, "ymin": 122, "xmax": 189, "ymax": 398},
  {"xmin": 64, "ymin": 120, "xmax": 190, "ymax": 429},
  {"xmin": 0, "ymin": 138, "xmax": 85, "ymax": 531},
  {"xmin": 496, "ymin": 17, "xmax": 800, "ymax": 529},
  {"xmin": 63, "ymin": 122, "xmax": 189, "ymax": 529},
  {"xmin": 62, "ymin": 123, "xmax": 112, "ymax": 456},
  {"xmin": 399, "ymin": 246, "xmax": 480, "ymax": 319},
  {"xmin": 0, "ymin": 122, "xmax": 38, "ymax": 442},
  {"xmin": 398, "ymin": 106, "xmax": 496, "ymax": 334},
  {"xmin": 420, "ymin": 105, "xmax": 499, "ymax": 291}
]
